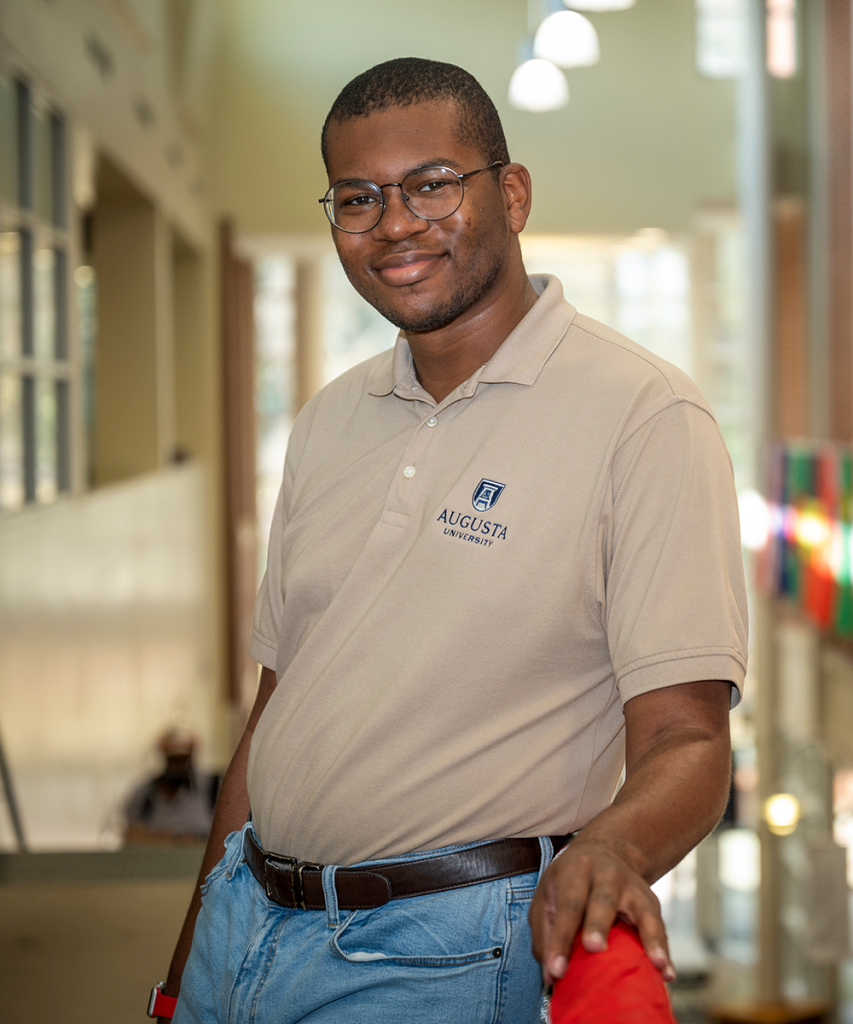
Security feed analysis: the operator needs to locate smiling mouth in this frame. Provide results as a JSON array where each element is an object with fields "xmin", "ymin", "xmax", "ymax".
[{"xmin": 373, "ymin": 251, "xmax": 445, "ymax": 286}]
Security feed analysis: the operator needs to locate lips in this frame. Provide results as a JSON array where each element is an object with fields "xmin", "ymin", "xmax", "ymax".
[{"xmin": 373, "ymin": 249, "xmax": 445, "ymax": 286}]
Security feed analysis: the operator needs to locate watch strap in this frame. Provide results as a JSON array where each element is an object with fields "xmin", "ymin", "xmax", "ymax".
[{"xmin": 147, "ymin": 983, "xmax": 177, "ymax": 1019}]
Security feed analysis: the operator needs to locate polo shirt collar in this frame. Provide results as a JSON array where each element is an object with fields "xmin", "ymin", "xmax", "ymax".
[{"xmin": 368, "ymin": 275, "xmax": 577, "ymax": 400}]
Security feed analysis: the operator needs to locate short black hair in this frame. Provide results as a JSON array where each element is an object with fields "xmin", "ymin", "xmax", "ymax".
[{"xmin": 321, "ymin": 57, "xmax": 510, "ymax": 171}]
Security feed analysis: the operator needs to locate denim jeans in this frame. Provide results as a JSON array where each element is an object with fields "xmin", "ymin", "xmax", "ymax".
[{"xmin": 174, "ymin": 823, "xmax": 551, "ymax": 1024}]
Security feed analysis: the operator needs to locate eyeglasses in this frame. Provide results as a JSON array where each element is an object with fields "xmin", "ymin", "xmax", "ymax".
[{"xmin": 319, "ymin": 161, "xmax": 504, "ymax": 234}]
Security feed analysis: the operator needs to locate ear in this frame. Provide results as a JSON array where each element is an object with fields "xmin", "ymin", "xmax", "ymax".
[{"xmin": 500, "ymin": 163, "xmax": 532, "ymax": 235}]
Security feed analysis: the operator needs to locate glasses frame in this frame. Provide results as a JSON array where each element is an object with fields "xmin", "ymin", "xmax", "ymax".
[{"xmin": 319, "ymin": 161, "xmax": 504, "ymax": 234}]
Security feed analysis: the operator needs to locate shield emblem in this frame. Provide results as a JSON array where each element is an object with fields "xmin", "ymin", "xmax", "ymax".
[{"xmin": 472, "ymin": 479, "xmax": 506, "ymax": 512}]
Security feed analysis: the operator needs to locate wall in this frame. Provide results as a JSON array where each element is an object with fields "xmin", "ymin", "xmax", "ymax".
[
  {"xmin": 208, "ymin": 0, "xmax": 738, "ymax": 236},
  {"xmin": 0, "ymin": 465, "xmax": 224, "ymax": 850}
]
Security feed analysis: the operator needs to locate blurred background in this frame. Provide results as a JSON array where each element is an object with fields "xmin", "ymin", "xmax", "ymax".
[{"xmin": 0, "ymin": 0, "xmax": 849, "ymax": 1021}]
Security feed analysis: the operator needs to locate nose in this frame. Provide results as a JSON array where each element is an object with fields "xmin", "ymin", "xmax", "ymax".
[{"xmin": 372, "ymin": 186, "xmax": 429, "ymax": 241}]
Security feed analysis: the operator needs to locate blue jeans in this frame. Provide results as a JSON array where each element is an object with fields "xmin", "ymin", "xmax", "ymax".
[{"xmin": 174, "ymin": 823, "xmax": 551, "ymax": 1023}]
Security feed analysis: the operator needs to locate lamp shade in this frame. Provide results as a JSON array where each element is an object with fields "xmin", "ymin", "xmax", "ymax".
[
  {"xmin": 508, "ymin": 59, "xmax": 569, "ymax": 112},
  {"xmin": 565, "ymin": 0, "xmax": 635, "ymax": 10},
  {"xmin": 533, "ymin": 11, "xmax": 600, "ymax": 67}
]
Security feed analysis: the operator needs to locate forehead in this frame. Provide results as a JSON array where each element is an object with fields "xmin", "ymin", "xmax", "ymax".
[{"xmin": 325, "ymin": 100, "xmax": 481, "ymax": 183}]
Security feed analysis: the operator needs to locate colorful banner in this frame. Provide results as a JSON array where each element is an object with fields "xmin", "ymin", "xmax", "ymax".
[{"xmin": 761, "ymin": 443, "xmax": 853, "ymax": 637}]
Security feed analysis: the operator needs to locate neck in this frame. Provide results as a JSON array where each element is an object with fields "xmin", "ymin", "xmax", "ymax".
[{"xmin": 406, "ymin": 271, "xmax": 538, "ymax": 404}]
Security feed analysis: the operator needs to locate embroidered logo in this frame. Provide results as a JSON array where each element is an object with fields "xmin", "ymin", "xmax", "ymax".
[{"xmin": 472, "ymin": 479, "xmax": 506, "ymax": 512}]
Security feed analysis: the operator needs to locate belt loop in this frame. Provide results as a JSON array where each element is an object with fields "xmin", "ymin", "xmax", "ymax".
[
  {"xmin": 538, "ymin": 836, "xmax": 554, "ymax": 879},
  {"xmin": 322, "ymin": 865, "xmax": 340, "ymax": 928}
]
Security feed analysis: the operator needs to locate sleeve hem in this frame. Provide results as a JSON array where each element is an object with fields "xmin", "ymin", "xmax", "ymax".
[
  {"xmin": 248, "ymin": 631, "xmax": 278, "ymax": 672},
  {"xmin": 617, "ymin": 651, "xmax": 746, "ymax": 709}
]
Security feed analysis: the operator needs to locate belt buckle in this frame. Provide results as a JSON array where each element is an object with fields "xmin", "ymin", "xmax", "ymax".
[
  {"xmin": 291, "ymin": 861, "xmax": 322, "ymax": 910},
  {"xmin": 262, "ymin": 852, "xmax": 296, "ymax": 902}
]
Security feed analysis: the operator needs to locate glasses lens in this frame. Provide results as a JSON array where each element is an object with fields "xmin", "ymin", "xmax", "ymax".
[
  {"xmin": 328, "ymin": 181, "xmax": 384, "ymax": 231},
  {"xmin": 402, "ymin": 167, "xmax": 463, "ymax": 221}
]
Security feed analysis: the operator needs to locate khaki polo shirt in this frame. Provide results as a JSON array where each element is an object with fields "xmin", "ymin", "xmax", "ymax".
[{"xmin": 248, "ymin": 275, "xmax": 747, "ymax": 865}]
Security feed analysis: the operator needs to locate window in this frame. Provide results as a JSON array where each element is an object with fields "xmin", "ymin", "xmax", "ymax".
[
  {"xmin": 696, "ymin": 0, "xmax": 747, "ymax": 78},
  {"xmin": 0, "ymin": 75, "xmax": 73, "ymax": 512},
  {"xmin": 695, "ymin": 0, "xmax": 798, "ymax": 80}
]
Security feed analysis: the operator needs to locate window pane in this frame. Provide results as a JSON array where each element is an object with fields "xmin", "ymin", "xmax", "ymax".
[
  {"xmin": 254, "ymin": 256, "xmax": 296, "ymax": 577},
  {"xmin": 55, "ymin": 247, "xmax": 68, "ymax": 359},
  {"xmin": 0, "ymin": 372, "xmax": 23, "ymax": 509},
  {"xmin": 51, "ymin": 113, "xmax": 66, "ymax": 229},
  {"xmin": 0, "ymin": 75, "xmax": 17, "ymax": 204},
  {"xmin": 16, "ymin": 80, "xmax": 31, "ymax": 210},
  {"xmin": 20, "ymin": 230, "xmax": 33, "ymax": 356},
  {"xmin": 0, "ymin": 232, "xmax": 21, "ymax": 359},
  {"xmin": 35, "ymin": 375, "xmax": 57, "ymax": 503},
  {"xmin": 22, "ymin": 373, "xmax": 35, "ymax": 501},
  {"xmin": 33, "ymin": 246, "xmax": 55, "ymax": 360},
  {"xmin": 33, "ymin": 104, "xmax": 53, "ymax": 224},
  {"xmin": 56, "ymin": 378, "xmax": 70, "ymax": 492}
]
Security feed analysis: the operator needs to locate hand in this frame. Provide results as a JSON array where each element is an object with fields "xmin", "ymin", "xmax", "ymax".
[{"xmin": 528, "ymin": 837, "xmax": 675, "ymax": 987}]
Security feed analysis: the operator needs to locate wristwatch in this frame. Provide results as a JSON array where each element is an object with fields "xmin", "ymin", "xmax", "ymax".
[{"xmin": 147, "ymin": 983, "xmax": 177, "ymax": 1019}]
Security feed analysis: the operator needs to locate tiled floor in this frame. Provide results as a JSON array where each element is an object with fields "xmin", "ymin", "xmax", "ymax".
[{"xmin": 0, "ymin": 878, "xmax": 194, "ymax": 1023}]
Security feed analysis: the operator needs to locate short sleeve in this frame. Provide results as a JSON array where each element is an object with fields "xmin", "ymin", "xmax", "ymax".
[
  {"xmin": 248, "ymin": 480, "xmax": 286, "ymax": 671},
  {"xmin": 602, "ymin": 400, "xmax": 748, "ymax": 708}
]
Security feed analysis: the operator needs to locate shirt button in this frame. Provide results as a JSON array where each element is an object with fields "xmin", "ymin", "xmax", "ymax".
[
  {"xmin": 426, "ymin": 417, "xmax": 438, "ymax": 427},
  {"xmin": 411, "ymin": 384, "xmax": 419, "ymax": 391},
  {"xmin": 403, "ymin": 465, "xmax": 416, "ymax": 478}
]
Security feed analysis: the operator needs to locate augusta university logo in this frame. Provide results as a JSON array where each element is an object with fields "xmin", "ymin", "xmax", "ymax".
[{"xmin": 472, "ymin": 479, "xmax": 506, "ymax": 512}]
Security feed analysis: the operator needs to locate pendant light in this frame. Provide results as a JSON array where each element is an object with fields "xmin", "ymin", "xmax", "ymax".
[
  {"xmin": 508, "ymin": 58, "xmax": 570, "ymax": 111},
  {"xmin": 533, "ymin": 10, "xmax": 600, "ymax": 67}
]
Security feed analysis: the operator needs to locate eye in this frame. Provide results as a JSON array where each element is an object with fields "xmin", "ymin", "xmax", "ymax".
[
  {"xmin": 416, "ymin": 177, "xmax": 451, "ymax": 193},
  {"xmin": 340, "ymin": 191, "xmax": 379, "ymax": 209}
]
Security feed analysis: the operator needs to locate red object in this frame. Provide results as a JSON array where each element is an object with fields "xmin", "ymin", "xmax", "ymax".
[
  {"xmin": 550, "ymin": 921, "xmax": 677, "ymax": 1024},
  {"xmin": 147, "ymin": 984, "xmax": 177, "ymax": 1019}
]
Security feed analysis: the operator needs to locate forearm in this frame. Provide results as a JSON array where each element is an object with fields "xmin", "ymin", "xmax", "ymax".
[
  {"xmin": 570, "ymin": 715, "xmax": 732, "ymax": 884},
  {"xmin": 161, "ymin": 667, "xmax": 277, "ymax": 1005},
  {"xmin": 530, "ymin": 679, "xmax": 733, "ymax": 984}
]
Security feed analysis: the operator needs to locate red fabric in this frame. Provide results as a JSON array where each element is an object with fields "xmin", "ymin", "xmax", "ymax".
[{"xmin": 550, "ymin": 921, "xmax": 676, "ymax": 1024}]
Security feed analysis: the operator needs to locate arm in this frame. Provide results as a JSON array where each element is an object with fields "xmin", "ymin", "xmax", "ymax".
[
  {"xmin": 158, "ymin": 666, "xmax": 277, "ymax": 1014},
  {"xmin": 528, "ymin": 678, "xmax": 733, "ymax": 986}
]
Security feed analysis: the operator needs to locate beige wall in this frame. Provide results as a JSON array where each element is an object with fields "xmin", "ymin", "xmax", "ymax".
[
  {"xmin": 0, "ymin": 466, "xmax": 225, "ymax": 850},
  {"xmin": 208, "ymin": 0, "xmax": 737, "ymax": 236}
]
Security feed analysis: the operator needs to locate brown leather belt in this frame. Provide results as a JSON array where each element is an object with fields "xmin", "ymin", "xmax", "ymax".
[{"xmin": 244, "ymin": 828, "xmax": 569, "ymax": 911}]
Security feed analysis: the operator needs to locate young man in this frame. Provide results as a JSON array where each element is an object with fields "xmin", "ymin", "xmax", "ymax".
[{"xmin": 154, "ymin": 58, "xmax": 746, "ymax": 1024}]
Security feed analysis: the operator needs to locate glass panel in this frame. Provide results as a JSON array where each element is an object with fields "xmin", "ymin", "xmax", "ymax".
[
  {"xmin": 0, "ymin": 75, "xmax": 17, "ymax": 204},
  {"xmin": 254, "ymin": 255, "xmax": 296, "ymax": 576},
  {"xmin": 20, "ymin": 230, "xmax": 33, "ymax": 356},
  {"xmin": 54, "ymin": 247, "xmax": 68, "ymax": 359},
  {"xmin": 51, "ymin": 113, "xmax": 66, "ymax": 229},
  {"xmin": 56, "ymin": 378, "xmax": 70, "ymax": 492},
  {"xmin": 33, "ymin": 246, "xmax": 55, "ymax": 360},
  {"xmin": 32, "ymin": 104, "xmax": 53, "ymax": 224},
  {"xmin": 75, "ymin": 260, "xmax": 96, "ymax": 488},
  {"xmin": 16, "ymin": 80, "xmax": 31, "ymax": 210},
  {"xmin": 695, "ymin": 0, "xmax": 747, "ymax": 79},
  {"xmin": 0, "ymin": 371, "xmax": 23, "ymax": 509},
  {"xmin": 0, "ymin": 232, "xmax": 21, "ymax": 359},
  {"xmin": 35, "ymin": 375, "xmax": 57, "ymax": 503},
  {"xmin": 22, "ymin": 373, "xmax": 35, "ymax": 501}
]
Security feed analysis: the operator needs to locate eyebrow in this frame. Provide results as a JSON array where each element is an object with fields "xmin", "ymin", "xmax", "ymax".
[{"xmin": 329, "ymin": 157, "xmax": 466, "ymax": 188}]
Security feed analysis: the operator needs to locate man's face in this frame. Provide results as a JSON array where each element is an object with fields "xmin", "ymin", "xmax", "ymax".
[{"xmin": 324, "ymin": 101, "xmax": 512, "ymax": 334}]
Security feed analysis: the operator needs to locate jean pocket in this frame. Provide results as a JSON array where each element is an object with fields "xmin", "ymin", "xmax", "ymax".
[{"xmin": 330, "ymin": 883, "xmax": 508, "ymax": 968}]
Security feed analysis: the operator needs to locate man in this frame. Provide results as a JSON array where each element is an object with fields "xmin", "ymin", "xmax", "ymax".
[{"xmin": 154, "ymin": 58, "xmax": 746, "ymax": 1024}]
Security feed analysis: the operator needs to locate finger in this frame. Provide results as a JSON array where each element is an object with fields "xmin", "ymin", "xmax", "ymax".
[
  {"xmin": 536, "ymin": 866, "xmax": 592, "ymax": 983},
  {"xmin": 578, "ymin": 875, "xmax": 620, "ymax": 953},
  {"xmin": 627, "ymin": 894, "xmax": 676, "ymax": 982}
]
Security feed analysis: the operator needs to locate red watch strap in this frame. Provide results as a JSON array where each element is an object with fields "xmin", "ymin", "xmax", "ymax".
[{"xmin": 148, "ymin": 985, "xmax": 178, "ymax": 1019}]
